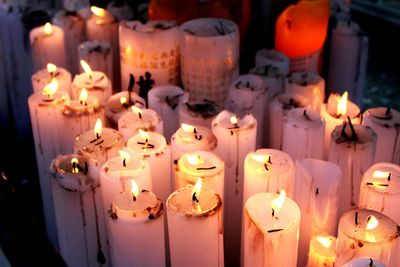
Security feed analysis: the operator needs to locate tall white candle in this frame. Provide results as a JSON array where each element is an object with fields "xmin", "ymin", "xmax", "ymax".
[
  {"xmin": 328, "ymin": 121, "xmax": 376, "ymax": 218},
  {"xmin": 50, "ymin": 154, "xmax": 110, "ymax": 267},
  {"xmin": 306, "ymin": 235, "xmax": 337, "ymax": 267},
  {"xmin": 212, "ymin": 110, "xmax": 256, "ymax": 266},
  {"xmin": 254, "ymin": 49, "xmax": 290, "ymax": 74},
  {"xmin": 167, "ymin": 182, "xmax": 223, "ymax": 267},
  {"xmin": 32, "ymin": 64, "xmax": 72, "ymax": 95},
  {"xmin": 106, "ymin": 1, "xmax": 133, "ymax": 21},
  {"xmin": 119, "ymin": 20, "xmax": 180, "ymax": 92},
  {"xmin": 359, "ymin": 163, "xmax": 400, "ymax": 224},
  {"xmin": 282, "ymin": 108, "xmax": 325, "ymax": 160},
  {"xmin": 180, "ymin": 18, "xmax": 239, "ymax": 104},
  {"xmin": 29, "ymin": 22, "xmax": 67, "ymax": 71},
  {"xmin": 294, "ymin": 158, "xmax": 341, "ymax": 266},
  {"xmin": 362, "ymin": 107, "xmax": 400, "ymax": 164},
  {"xmin": 336, "ymin": 209, "xmax": 400, "ymax": 267},
  {"xmin": 243, "ymin": 191, "xmax": 301, "ymax": 267},
  {"xmin": 341, "ymin": 257, "xmax": 386, "ymax": 267},
  {"xmin": 179, "ymin": 99, "xmax": 221, "ymax": 129},
  {"xmin": 148, "ymin": 85, "xmax": 189, "ymax": 141}
]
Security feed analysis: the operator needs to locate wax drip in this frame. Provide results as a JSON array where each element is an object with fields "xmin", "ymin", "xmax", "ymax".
[
  {"xmin": 392, "ymin": 125, "xmax": 400, "ymax": 162},
  {"xmin": 127, "ymin": 74, "xmax": 135, "ymax": 106},
  {"xmin": 341, "ymin": 116, "xmax": 358, "ymax": 142},
  {"xmin": 235, "ymin": 131, "xmax": 239, "ymax": 196},
  {"xmin": 369, "ymin": 258, "xmax": 373, "ymax": 267},
  {"xmin": 91, "ymin": 187, "xmax": 106, "ymax": 265},
  {"xmin": 78, "ymin": 179, "xmax": 90, "ymax": 266}
]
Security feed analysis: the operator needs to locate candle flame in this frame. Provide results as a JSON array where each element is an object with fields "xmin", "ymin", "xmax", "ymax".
[
  {"xmin": 79, "ymin": 88, "xmax": 88, "ymax": 105},
  {"xmin": 90, "ymin": 6, "xmax": 106, "ymax": 17},
  {"xmin": 337, "ymin": 91, "xmax": 348, "ymax": 116},
  {"xmin": 119, "ymin": 150, "xmax": 130, "ymax": 165},
  {"xmin": 47, "ymin": 63, "xmax": 57, "ymax": 73},
  {"xmin": 316, "ymin": 236, "xmax": 333, "ymax": 248},
  {"xmin": 131, "ymin": 106, "xmax": 142, "ymax": 117},
  {"xmin": 138, "ymin": 129, "xmax": 149, "ymax": 141},
  {"xmin": 43, "ymin": 22, "xmax": 53, "ymax": 35},
  {"xmin": 186, "ymin": 154, "xmax": 204, "ymax": 165},
  {"xmin": 271, "ymin": 190, "xmax": 286, "ymax": 214},
  {"xmin": 94, "ymin": 119, "xmax": 102, "ymax": 138},
  {"xmin": 80, "ymin": 60, "xmax": 93, "ymax": 79},
  {"xmin": 71, "ymin": 158, "xmax": 79, "ymax": 174},
  {"xmin": 192, "ymin": 178, "xmax": 202, "ymax": 200},
  {"xmin": 230, "ymin": 115, "xmax": 238, "ymax": 125},
  {"xmin": 120, "ymin": 96, "xmax": 127, "ymax": 105},
  {"xmin": 373, "ymin": 170, "xmax": 391, "ymax": 179},
  {"xmin": 251, "ymin": 154, "xmax": 271, "ymax": 163},
  {"xmin": 181, "ymin": 123, "xmax": 195, "ymax": 133},
  {"xmin": 130, "ymin": 179, "xmax": 139, "ymax": 199},
  {"xmin": 366, "ymin": 215, "xmax": 378, "ymax": 230},
  {"xmin": 42, "ymin": 78, "xmax": 59, "ymax": 98}
]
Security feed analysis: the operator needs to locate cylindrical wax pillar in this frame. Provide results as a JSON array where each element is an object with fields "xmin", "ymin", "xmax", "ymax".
[
  {"xmin": 306, "ymin": 235, "xmax": 337, "ymax": 267},
  {"xmin": 53, "ymin": 10, "xmax": 86, "ymax": 75},
  {"xmin": 148, "ymin": 85, "xmax": 189, "ymax": 141},
  {"xmin": 212, "ymin": 110, "xmax": 257, "ymax": 266},
  {"xmin": 108, "ymin": 189, "xmax": 165, "ymax": 267},
  {"xmin": 50, "ymin": 154, "xmax": 109, "ymax": 267},
  {"xmin": 225, "ymin": 74, "xmax": 266, "ymax": 148},
  {"xmin": 328, "ymin": 122, "xmax": 376, "ymax": 218},
  {"xmin": 336, "ymin": 209, "xmax": 400, "ymax": 267},
  {"xmin": 254, "ymin": 49, "xmax": 290, "ymax": 74},
  {"xmin": 243, "ymin": 191, "xmax": 301, "ymax": 267},
  {"xmin": 106, "ymin": 1, "xmax": 133, "ymax": 21},
  {"xmin": 282, "ymin": 108, "xmax": 325, "ymax": 160},
  {"xmin": 180, "ymin": 18, "xmax": 239, "ymax": 105},
  {"xmin": 32, "ymin": 64, "xmax": 72, "ymax": 95},
  {"xmin": 285, "ymin": 72, "xmax": 325, "ymax": 111},
  {"xmin": 341, "ymin": 257, "xmax": 386, "ymax": 267},
  {"xmin": 294, "ymin": 158, "xmax": 342, "ymax": 266},
  {"xmin": 359, "ymin": 163, "xmax": 400, "ymax": 224},
  {"xmin": 179, "ymin": 99, "xmax": 221, "ymax": 129},
  {"xmin": 167, "ymin": 184, "xmax": 223, "ymax": 267},
  {"xmin": 362, "ymin": 107, "xmax": 400, "ymax": 164},
  {"xmin": 119, "ymin": 20, "xmax": 180, "ymax": 92},
  {"xmin": 29, "ymin": 22, "xmax": 67, "ymax": 71}
]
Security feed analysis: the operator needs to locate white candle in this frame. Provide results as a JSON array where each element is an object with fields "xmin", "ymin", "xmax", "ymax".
[
  {"xmin": 119, "ymin": 20, "xmax": 180, "ymax": 92},
  {"xmin": 282, "ymin": 108, "xmax": 325, "ymax": 160},
  {"xmin": 212, "ymin": 110, "xmax": 257, "ymax": 266},
  {"xmin": 29, "ymin": 22, "xmax": 67, "ymax": 71},
  {"xmin": 167, "ymin": 182, "xmax": 223, "ymax": 267},
  {"xmin": 86, "ymin": 6, "xmax": 120, "ymax": 90},
  {"xmin": 107, "ymin": 182, "xmax": 165, "ymax": 267},
  {"xmin": 306, "ymin": 235, "xmax": 336, "ymax": 267},
  {"xmin": 269, "ymin": 93, "xmax": 310, "ymax": 149},
  {"xmin": 254, "ymin": 49, "xmax": 290, "ymax": 75},
  {"xmin": 179, "ymin": 99, "xmax": 221, "ymax": 129},
  {"xmin": 285, "ymin": 71, "xmax": 325, "ymax": 111},
  {"xmin": 148, "ymin": 85, "xmax": 189, "ymax": 141},
  {"xmin": 126, "ymin": 130, "xmax": 171, "ymax": 201},
  {"xmin": 50, "ymin": 154, "xmax": 110, "ymax": 267},
  {"xmin": 359, "ymin": 163, "xmax": 400, "ymax": 224},
  {"xmin": 328, "ymin": 121, "xmax": 376, "ymax": 218},
  {"xmin": 225, "ymin": 74, "xmax": 266, "ymax": 148},
  {"xmin": 53, "ymin": 10, "xmax": 86, "ymax": 75},
  {"xmin": 336, "ymin": 209, "xmax": 400, "ymax": 267},
  {"xmin": 32, "ymin": 63, "xmax": 72, "ymax": 95},
  {"xmin": 341, "ymin": 257, "xmax": 386, "ymax": 267},
  {"xmin": 362, "ymin": 107, "xmax": 400, "ymax": 164},
  {"xmin": 106, "ymin": 1, "xmax": 133, "ymax": 21},
  {"xmin": 180, "ymin": 18, "xmax": 239, "ymax": 104},
  {"xmin": 28, "ymin": 80, "xmax": 70, "ymax": 246},
  {"xmin": 72, "ymin": 60, "xmax": 112, "ymax": 104},
  {"xmin": 294, "ymin": 158, "xmax": 342, "ymax": 266},
  {"xmin": 118, "ymin": 106, "xmax": 163, "ymax": 142},
  {"xmin": 74, "ymin": 118, "xmax": 124, "ymax": 165},
  {"xmin": 243, "ymin": 191, "xmax": 301, "ymax": 267}
]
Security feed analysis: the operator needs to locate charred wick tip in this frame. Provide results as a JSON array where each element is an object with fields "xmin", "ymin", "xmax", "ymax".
[
  {"xmin": 355, "ymin": 211, "xmax": 359, "ymax": 225},
  {"xmin": 192, "ymin": 192, "xmax": 199, "ymax": 203}
]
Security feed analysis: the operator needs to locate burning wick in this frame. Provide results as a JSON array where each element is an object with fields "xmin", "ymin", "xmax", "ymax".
[
  {"xmin": 181, "ymin": 123, "xmax": 202, "ymax": 141},
  {"xmin": 71, "ymin": 158, "xmax": 79, "ymax": 174},
  {"xmin": 271, "ymin": 190, "xmax": 286, "ymax": 219},
  {"xmin": 79, "ymin": 88, "xmax": 88, "ymax": 106},
  {"xmin": 47, "ymin": 63, "xmax": 57, "ymax": 76},
  {"xmin": 229, "ymin": 115, "xmax": 239, "ymax": 129},
  {"xmin": 303, "ymin": 109, "xmax": 311, "ymax": 120},
  {"xmin": 119, "ymin": 150, "xmax": 130, "ymax": 168},
  {"xmin": 336, "ymin": 91, "xmax": 348, "ymax": 118},
  {"xmin": 80, "ymin": 60, "xmax": 93, "ymax": 80},
  {"xmin": 192, "ymin": 178, "xmax": 202, "ymax": 203},
  {"xmin": 131, "ymin": 179, "xmax": 139, "ymax": 202},
  {"xmin": 132, "ymin": 106, "xmax": 143, "ymax": 120},
  {"xmin": 341, "ymin": 116, "xmax": 358, "ymax": 142},
  {"xmin": 251, "ymin": 154, "xmax": 272, "ymax": 171}
]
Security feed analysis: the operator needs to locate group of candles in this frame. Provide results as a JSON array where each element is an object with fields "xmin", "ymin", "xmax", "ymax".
[{"xmin": 21, "ymin": 3, "xmax": 400, "ymax": 267}]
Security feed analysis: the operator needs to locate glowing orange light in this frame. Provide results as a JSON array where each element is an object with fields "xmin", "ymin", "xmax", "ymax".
[
  {"xmin": 186, "ymin": 154, "xmax": 204, "ymax": 165},
  {"xmin": 43, "ymin": 22, "xmax": 53, "ymax": 35},
  {"xmin": 80, "ymin": 60, "xmax": 93, "ymax": 79},
  {"xmin": 47, "ymin": 63, "xmax": 57, "ymax": 74},
  {"xmin": 71, "ymin": 158, "xmax": 79, "ymax": 174},
  {"xmin": 316, "ymin": 236, "xmax": 333, "ymax": 248},
  {"xmin": 90, "ymin": 6, "xmax": 105, "ymax": 17},
  {"xmin": 42, "ymin": 78, "xmax": 59, "ymax": 98},
  {"xmin": 181, "ymin": 123, "xmax": 195, "ymax": 133},
  {"xmin": 79, "ymin": 88, "xmax": 88, "ymax": 105},
  {"xmin": 230, "ymin": 115, "xmax": 238, "ymax": 125},
  {"xmin": 94, "ymin": 119, "xmax": 102, "ymax": 139},
  {"xmin": 131, "ymin": 179, "xmax": 139, "ymax": 199},
  {"xmin": 366, "ymin": 215, "xmax": 378, "ymax": 230}
]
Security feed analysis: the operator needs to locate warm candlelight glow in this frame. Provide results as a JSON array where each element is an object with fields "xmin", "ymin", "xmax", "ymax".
[
  {"xmin": 43, "ymin": 22, "xmax": 53, "ymax": 35},
  {"xmin": 79, "ymin": 88, "xmax": 88, "ymax": 105},
  {"xmin": 373, "ymin": 170, "xmax": 391, "ymax": 179},
  {"xmin": 316, "ymin": 236, "xmax": 333, "ymax": 248},
  {"xmin": 71, "ymin": 158, "xmax": 79, "ymax": 174},
  {"xmin": 186, "ymin": 154, "xmax": 204, "ymax": 165},
  {"xmin": 192, "ymin": 178, "xmax": 203, "ymax": 201},
  {"xmin": 80, "ymin": 60, "xmax": 93, "ymax": 79},
  {"xmin": 47, "ymin": 63, "xmax": 57, "ymax": 74},
  {"xmin": 271, "ymin": 190, "xmax": 286, "ymax": 214},
  {"xmin": 42, "ymin": 78, "xmax": 59, "ymax": 98},
  {"xmin": 120, "ymin": 96, "xmax": 127, "ymax": 105},
  {"xmin": 337, "ymin": 91, "xmax": 348, "ymax": 116},
  {"xmin": 119, "ymin": 150, "xmax": 130, "ymax": 166},
  {"xmin": 251, "ymin": 154, "xmax": 271, "ymax": 163},
  {"xmin": 181, "ymin": 123, "xmax": 195, "ymax": 133},
  {"xmin": 90, "ymin": 6, "xmax": 106, "ymax": 17},
  {"xmin": 366, "ymin": 215, "xmax": 378, "ymax": 230},
  {"xmin": 131, "ymin": 106, "xmax": 143, "ymax": 119},
  {"xmin": 230, "ymin": 115, "xmax": 238, "ymax": 125},
  {"xmin": 130, "ymin": 179, "xmax": 139, "ymax": 200},
  {"xmin": 138, "ymin": 129, "xmax": 149, "ymax": 141},
  {"xmin": 94, "ymin": 118, "xmax": 102, "ymax": 139}
]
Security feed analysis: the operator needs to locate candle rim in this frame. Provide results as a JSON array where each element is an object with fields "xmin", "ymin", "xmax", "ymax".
[
  {"xmin": 364, "ymin": 107, "xmax": 400, "ymax": 127},
  {"xmin": 62, "ymin": 96, "xmax": 102, "ymax": 117},
  {"xmin": 121, "ymin": 20, "xmax": 177, "ymax": 34},
  {"xmin": 75, "ymin": 127, "xmax": 123, "ymax": 152},
  {"xmin": 286, "ymin": 107, "xmax": 324, "ymax": 128},
  {"xmin": 286, "ymin": 71, "xmax": 323, "ymax": 86},
  {"xmin": 173, "ymin": 124, "xmax": 217, "ymax": 147},
  {"xmin": 177, "ymin": 150, "xmax": 224, "ymax": 178},
  {"xmin": 126, "ymin": 131, "xmax": 167, "ymax": 156},
  {"xmin": 362, "ymin": 162, "xmax": 400, "ymax": 194},
  {"xmin": 212, "ymin": 110, "xmax": 256, "ymax": 131},
  {"xmin": 246, "ymin": 149, "xmax": 293, "ymax": 175},
  {"xmin": 230, "ymin": 74, "xmax": 265, "ymax": 92},
  {"xmin": 332, "ymin": 123, "xmax": 376, "ymax": 145},
  {"xmin": 180, "ymin": 17, "xmax": 238, "ymax": 38}
]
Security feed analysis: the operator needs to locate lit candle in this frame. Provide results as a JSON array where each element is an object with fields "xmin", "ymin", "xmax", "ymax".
[
  {"xmin": 282, "ymin": 108, "xmax": 325, "ymax": 160},
  {"xmin": 175, "ymin": 151, "xmax": 224, "ymax": 197},
  {"xmin": 294, "ymin": 158, "xmax": 342, "ymax": 266},
  {"xmin": 53, "ymin": 10, "xmax": 86, "ymax": 75},
  {"xmin": 336, "ymin": 209, "xmax": 400, "ymax": 267},
  {"xmin": 74, "ymin": 118, "xmax": 124, "ymax": 165},
  {"xmin": 285, "ymin": 72, "xmax": 325, "ymax": 111},
  {"xmin": 269, "ymin": 93, "xmax": 310, "ymax": 149},
  {"xmin": 307, "ymin": 235, "xmax": 337, "ymax": 267},
  {"xmin": 32, "ymin": 63, "xmax": 72, "ymax": 95},
  {"xmin": 119, "ymin": 20, "xmax": 180, "ymax": 92},
  {"xmin": 212, "ymin": 110, "xmax": 257, "ymax": 266},
  {"xmin": 167, "ymin": 181, "xmax": 223, "ymax": 267},
  {"xmin": 50, "ymin": 154, "xmax": 109, "ymax": 267},
  {"xmin": 225, "ymin": 74, "xmax": 266, "ymax": 148},
  {"xmin": 362, "ymin": 107, "xmax": 400, "ymax": 164},
  {"xmin": 328, "ymin": 120, "xmax": 376, "ymax": 218},
  {"xmin": 254, "ymin": 49, "xmax": 290, "ymax": 74},
  {"xmin": 29, "ymin": 22, "xmax": 67, "ymax": 71},
  {"xmin": 243, "ymin": 191, "xmax": 301, "ymax": 267},
  {"xmin": 180, "ymin": 18, "xmax": 239, "ymax": 105},
  {"xmin": 341, "ymin": 257, "xmax": 386, "ymax": 267},
  {"xmin": 99, "ymin": 150, "xmax": 152, "ymax": 214},
  {"xmin": 179, "ymin": 99, "xmax": 221, "ymax": 129},
  {"xmin": 321, "ymin": 91, "xmax": 361, "ymax": 158},
  {"xmin": 28, "ymin": 78, "xmax": 70, "ymax": 246},
  {"xmin": 106, "ymin": 1, "xmax": 133, "ymax": 21},
  {"xmin": 118, "ymin": 105, "xmax": 163, "ymax": 142},
  {"xmin": 359, "ymin": 163, "xmax": 400, "ymax": 224},
  {"xmin": 148, "ymin": 85, "xmax": 189, "ymax": 141},
  {"xmin": 107, "ymin": 180, "xmax": 165, "ymax": 267},
  {"xmin": 126, "ymin": 130, "xmax": 171, "ymax": 201}
]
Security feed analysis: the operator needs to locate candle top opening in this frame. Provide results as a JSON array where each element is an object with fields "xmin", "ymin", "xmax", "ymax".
[
  {"xmin": 75, "ymin": 127, "xmax": 123, "ymax": 152},
  {"xmin": 173, "ymin": 125, "xmax": 217, "ymax": 150},
  {"xmin": 332, "ymin": 123, "xmax": 376, "ymax": 145},
  {"xmin": 287, "ymin": 71, "xmax": 322, "ymax": 86},
  {"xmin": 247, "ymin": 149, "xmax": 292, "ymax": 174},
  {"xmin": 286, "ymin": 108, "xmax": 324, "ymax": 128},
  {"xmin": 126, "ymin": 131, "xmax": 167, "ymax": 156},
  {"xmin": 231, "ymin": 74, "xmax": 264, "ymax": 91},
  {"xmin": 362, "ymin": 163, "xmax": 400, "ymax": 194},
  {"xmin": 213, "ymin": 110, "xmax": 256, "ymax": 130},
  {"xmin": 326, "ymin": 92, "xmax": 360, "ymax": 119},
  {"xmin": 183, "ymin": 100, "xmax": 220, "ymax": 119},
  {"xmin": 177, "ymin": 151, "xmax": 223, "ymax": 178},
  {"xmin": 275, "ymin": 93, "xmax": 310, "ymax": 110},
  {"xmin": 365, "ymin": 107, "xmax": 400, "ymax": 127},
  {"xmin": 122, "ymin": 20, "xmax": 177, "ymax": 33},
  {"xmin": 181, "ymin": 18, "xmax": 238, "ymax": 37},
  {"xmin": 118, "ymin": 108, "xmax": 162, "ymax": 131},
  {"xmin": 103, "ymin": 150, "xmax": 146, "ymax": 178},
  {"xmin": 309, "ymin": 235, "xmax": 337, "ymax": 258}
]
